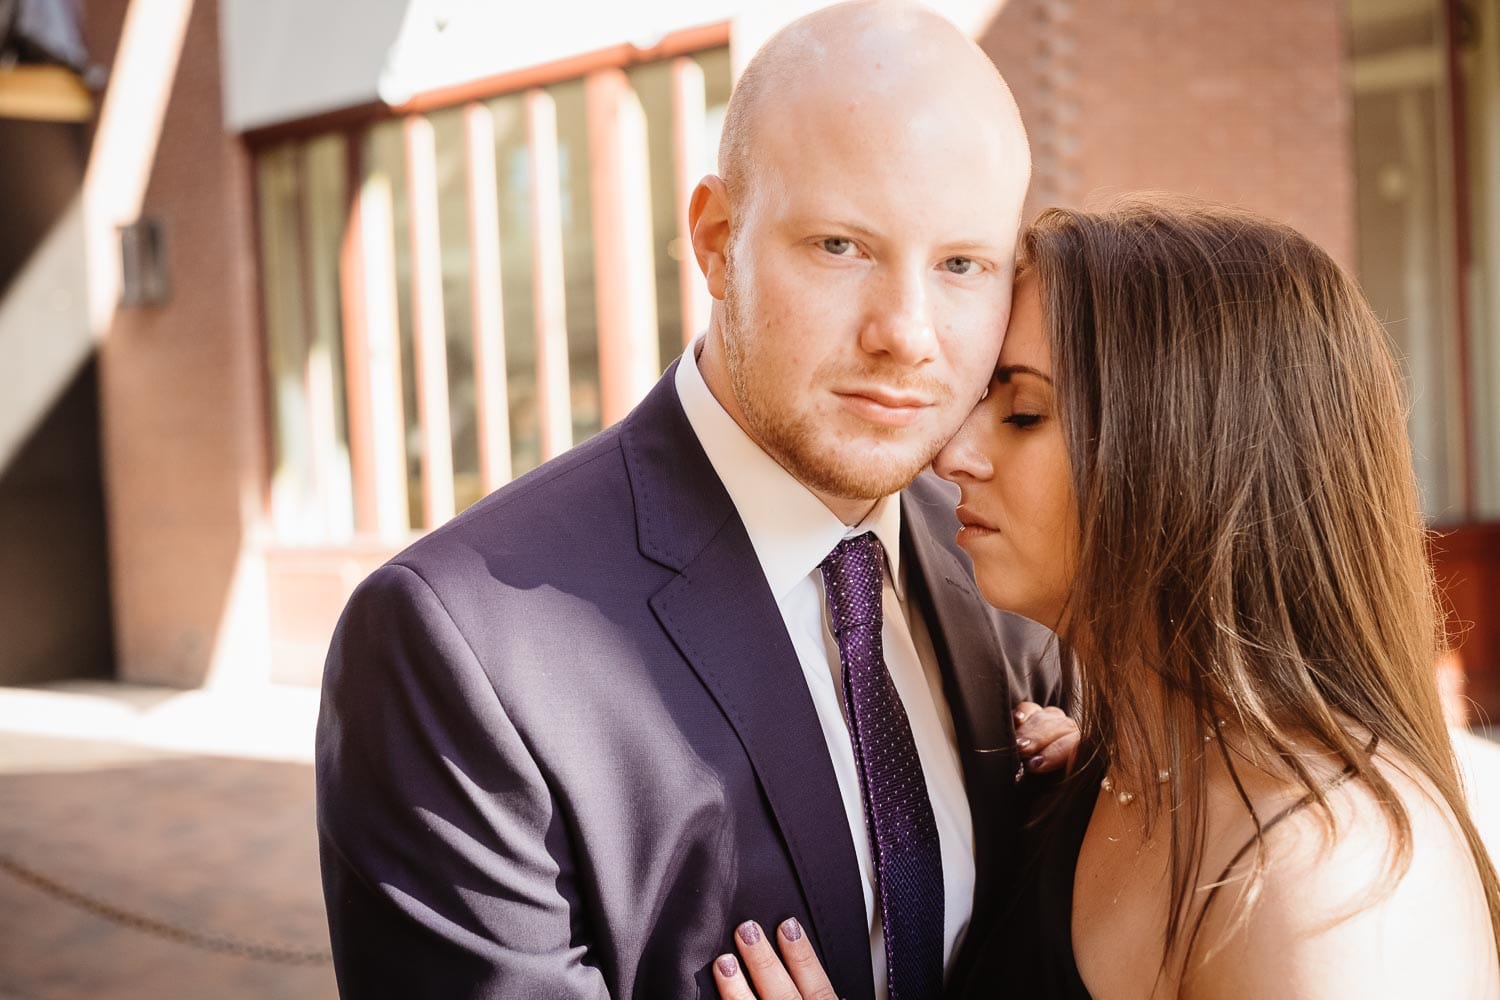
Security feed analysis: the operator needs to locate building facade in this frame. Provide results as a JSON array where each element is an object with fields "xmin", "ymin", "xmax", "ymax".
[{"xmin": 2, "ymin": 0, "xmax": 1496, "ymax": 717}]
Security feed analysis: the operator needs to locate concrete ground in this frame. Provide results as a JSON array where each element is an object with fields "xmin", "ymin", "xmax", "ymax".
[
  {"xmin": 0, "ymin": 682, "xmax": 333, "ymax": 1000},
  {"xmin": 0, "ymin": 682, "xmax": 1496, "ymax": 999}
]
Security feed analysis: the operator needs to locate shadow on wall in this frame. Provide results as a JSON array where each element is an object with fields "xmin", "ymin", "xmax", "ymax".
[
  {"xmin": 0, "ymin": 108, "xmax": 112, "ymax": 684},
  {"xmin": 0, "ymin": 359, "xmax": 114, "ymax": 684}
]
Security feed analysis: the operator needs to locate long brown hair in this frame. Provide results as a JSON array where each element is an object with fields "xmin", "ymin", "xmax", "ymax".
[{"xmin": 1022, "ymin": 196, "xmax": 1500, "ymax": 974}]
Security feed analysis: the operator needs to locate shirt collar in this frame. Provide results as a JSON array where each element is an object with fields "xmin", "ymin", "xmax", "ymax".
[{"xmin": 674, "ymin": 339, "xmax": 904, "ymax": 604}]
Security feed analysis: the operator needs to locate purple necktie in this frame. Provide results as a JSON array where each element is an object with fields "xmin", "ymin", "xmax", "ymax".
[{"xmin": 820, "ymin": 533, "xmax": 944, "ymax": 1000}]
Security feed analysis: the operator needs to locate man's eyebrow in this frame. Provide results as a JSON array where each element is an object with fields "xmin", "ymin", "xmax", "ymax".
[
  {"xmin": 788, "ymin": 216, "xmax": 882, "ymax": 241},
  {"xmin": 938, "ymin": 240, "xmax": 1004, "ymax": 257},
  {"xmin": 787, "ymin": 219, "xmax": 1002, "ymax": 256},
  {"xmin": 996, "ymin": 364, "xmax": 1052, "ymax": 384}
]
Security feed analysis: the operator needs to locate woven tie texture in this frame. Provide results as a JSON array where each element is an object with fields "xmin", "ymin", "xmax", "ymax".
[{"xmin": 820, "ymin": 532, "xmax": 944, "ymax": 1000}]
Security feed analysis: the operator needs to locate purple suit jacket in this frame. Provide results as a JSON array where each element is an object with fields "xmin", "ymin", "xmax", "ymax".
[{"xmin": 316, "ymin": 364, "xmax": 1062, "ymax": 999}]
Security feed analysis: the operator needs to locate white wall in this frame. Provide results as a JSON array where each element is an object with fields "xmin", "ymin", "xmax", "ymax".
[
  {"xmin": 219, "ymin": 0, "xmax": 1007, "ymax": 133},
  {"xmin": 219, "ymin": 0, "xmax": 411, "ymax": 131}
]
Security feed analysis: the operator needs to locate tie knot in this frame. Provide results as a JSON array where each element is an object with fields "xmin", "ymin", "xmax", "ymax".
[{"xmin": 819, "ymin": 532, "xmax": 885, "ymax": 634}]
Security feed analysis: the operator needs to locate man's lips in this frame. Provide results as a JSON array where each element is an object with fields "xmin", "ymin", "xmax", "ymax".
[{"xmin": 834, "ymin": 388, "xmax": 934, "ymax": 427}]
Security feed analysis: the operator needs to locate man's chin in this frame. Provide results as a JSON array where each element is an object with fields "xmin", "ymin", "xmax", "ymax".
[
  {"xmin": 744, "ymin": 403, "xmax": 944, "ymax": 499},
  {"xmin": 784, "ymin": 438, "xmax": 936, "ymax": 501}
]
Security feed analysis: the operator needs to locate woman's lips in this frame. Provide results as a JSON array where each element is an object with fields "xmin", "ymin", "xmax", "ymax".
[{"xmin": 955, "ymin": 505, "xmax": 1000, "ymax": 545}]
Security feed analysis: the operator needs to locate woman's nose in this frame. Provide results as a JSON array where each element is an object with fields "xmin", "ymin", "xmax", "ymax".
[{"xmin": 933, "ymin": 404, "xmax": 994, "ymax": 483}]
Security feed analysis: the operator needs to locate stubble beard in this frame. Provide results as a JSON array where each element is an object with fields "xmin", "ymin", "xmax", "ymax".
[{"xmin": 720, "ymin": 257, "xmax": 947, "ymax": 502}]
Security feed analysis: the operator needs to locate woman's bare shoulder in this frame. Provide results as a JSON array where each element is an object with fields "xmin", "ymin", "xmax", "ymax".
[{"xmin": 1186, "ymin": 751, "xmax": 1499, "ymax": 1000}]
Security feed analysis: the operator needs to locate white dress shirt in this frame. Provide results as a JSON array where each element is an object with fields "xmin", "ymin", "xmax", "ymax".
[{"xmin": 674, "ymin": 341, "xmax": 976, "ymax": 998}]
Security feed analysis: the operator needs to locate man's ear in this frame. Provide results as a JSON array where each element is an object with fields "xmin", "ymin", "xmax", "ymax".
[{"xmin": 689, "ymin": 175, "xmax": 732, "ymax": 301}]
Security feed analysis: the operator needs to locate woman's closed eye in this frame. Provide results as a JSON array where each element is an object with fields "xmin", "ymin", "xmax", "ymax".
[{"xmin": 1002, "ymin": 412, "xmax": 1042, "ymax": 429}]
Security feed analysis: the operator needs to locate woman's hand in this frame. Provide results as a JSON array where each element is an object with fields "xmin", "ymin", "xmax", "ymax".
[
  {"xmin": 1014, "ymin": 701, "xmax": 1080, "ymax": 776},
  {"xmin": 712, "ymin": 918, "xmax": 838, "ymax": 1000}
]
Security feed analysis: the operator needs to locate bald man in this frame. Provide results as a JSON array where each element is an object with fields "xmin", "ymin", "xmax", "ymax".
[{"xmin": 316, "ymin": 3, "xmax": 1062, "ymax": 998}]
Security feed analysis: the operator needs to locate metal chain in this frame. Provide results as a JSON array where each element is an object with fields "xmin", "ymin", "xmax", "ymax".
[{"xmin": 0, "ymin": 852, "xmax": 332, "ymax": 965}]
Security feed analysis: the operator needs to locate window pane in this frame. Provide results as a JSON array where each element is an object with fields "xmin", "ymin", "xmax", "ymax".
[
  {"xmin": 551, "ymin": 79, "xmax": 602, "ymax": 444},
  {"xmin": 256, "ymin": 45, "xmax": 738, "ymax": 536},
  {"xmin": 627, "ymin": 59, "xmax": 684, "ymax": 370},
  {"xmin": 429, "ymin": 106, "xmax": 483, "ymax": 513},
  {"xmin": 488, "ymin": 93, "xmax": 541, "ymax": 478},
  {"xmin": 304, "ymin": 134, "xmax": 354, "ymax": 539},
  {"xmin": 699, "ymin": 46, "xmax": 732, "ymax": 185},
  {"xmin": 257, "ymin": 144, "xmax": 315, "ymax": 539},
  {"xmin": 256, "ymin": 140, "xmax": 354, "ymax": 542},
  {"xmin": 1464, "ymin": 0, "xmax": 1500, "ymax": 518},
  {"xmin": 364, "ymin": 119, "xmax": 423, "ymax": 530},
  {"xmin": 1349, "ymin": 0, "xmax": 1466, "ymax": 522},
  {"xmin": 623, "ymin": 48, "xmax": 733, "ymax": 373}
]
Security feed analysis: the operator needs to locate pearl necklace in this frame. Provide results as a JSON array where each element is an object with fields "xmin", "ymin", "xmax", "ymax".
[
  {"xmin": 1100, "ymin": 770, "xmax": 1169, "ymax": 806},
  {"xmin": 1102, "ymin": 720, "xmax": 1225, "ymax": 806}
]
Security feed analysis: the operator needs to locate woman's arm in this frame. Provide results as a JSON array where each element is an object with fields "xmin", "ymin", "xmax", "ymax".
[{"xmin": 1187, "ymin": 766, "xmax": 1498, "ymax": 1000}]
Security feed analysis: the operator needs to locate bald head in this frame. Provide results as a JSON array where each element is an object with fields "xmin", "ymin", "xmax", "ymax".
[
  {"xmin": 718, "ymin": 0, "xmax": 1029, "ymax": 207},
  {"xmin": 686, "ymin": 1, "xmax": 1033, "ymax": 515}
]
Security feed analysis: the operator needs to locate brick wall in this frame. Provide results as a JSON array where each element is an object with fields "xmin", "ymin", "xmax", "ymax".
[
  {"xmin": 980, "ymin": 0, "xmax": 1355, "ymax": 268},
  {"xmin": 85, "ymin": 0, "xmax": 271, "ymax": 686}
]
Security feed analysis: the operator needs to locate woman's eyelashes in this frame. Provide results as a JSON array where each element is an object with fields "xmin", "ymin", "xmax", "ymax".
[{"xmin": 1001, "ymin": 412, "xmax": 1042, "ymax": 429}]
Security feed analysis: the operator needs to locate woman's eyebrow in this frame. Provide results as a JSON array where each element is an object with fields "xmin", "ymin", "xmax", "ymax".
[{"xmin": 996, "ymin": 364, "xmax": 1053, "ymax": 384}]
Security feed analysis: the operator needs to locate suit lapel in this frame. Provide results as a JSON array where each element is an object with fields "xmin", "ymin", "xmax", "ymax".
[
  {"xmin": 902, "ymin": 491, "xmax": 1015, "ymax": 753},
  {"xmin": 902, "ymin": 487, "xmax": 1026, "ymax": 988},
  {"xmin": 650, "ymin": 536, "xmax": 875, "ymax": 1000},
  {"xmin": 622, "ymin": 368, "xmax": 875, "ymax": 1000}
]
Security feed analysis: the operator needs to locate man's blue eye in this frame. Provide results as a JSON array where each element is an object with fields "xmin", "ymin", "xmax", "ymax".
[
  {"xmin": 822, "ymin": 238, "xmax": 855, "ymax": 255},
  {"xmin": 945, "ymin": 257, "xmax": 977, "ymax": 275},
  {"xmin": 1001, "ymin": 413, "xmax": 1041, "ymax": 429}
]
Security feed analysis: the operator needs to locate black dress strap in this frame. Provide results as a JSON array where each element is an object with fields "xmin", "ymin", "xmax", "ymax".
[{"xmin": 1184, "ymin": 735, "xmax": 1380, "ymax": 961}]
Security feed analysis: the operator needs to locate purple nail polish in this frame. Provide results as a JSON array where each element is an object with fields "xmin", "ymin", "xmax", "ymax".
[
  {"xmin": 781, "ymin": 917, "xmax": 804, "ymax": 942},
  {"xmin": 1026, "ymin": 753, "xmax": 1046, "ymax": 770},
  {"xmin": 716, "ymin": 954, "xmax": 739, "ymax": 977},
  {"xmin": 738, "ymin": 920, "xmax": 762, "ymax": 945},
  {"xmin": 1016, "ymin": 737, "xmax": 1033, "ymax": 751}
]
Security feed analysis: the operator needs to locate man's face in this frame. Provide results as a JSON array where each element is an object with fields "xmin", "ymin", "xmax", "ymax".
[{"xmin": 717, "ymin": 104, "xmax": 1025, "ymax": 502}]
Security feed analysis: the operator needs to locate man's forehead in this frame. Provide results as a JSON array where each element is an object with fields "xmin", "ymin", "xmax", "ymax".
[
  {"xmin": 756, "ymin": 74, "xmax": 1025, "ymax": 181},
  {"xmin": 760, "ymin": 141, "xmax": 1024, "ymax": 243}
]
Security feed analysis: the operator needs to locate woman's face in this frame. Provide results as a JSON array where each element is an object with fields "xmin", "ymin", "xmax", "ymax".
[{"xmin": 933, "ymin": 272, "xmax": 1078, "ymax": 628}]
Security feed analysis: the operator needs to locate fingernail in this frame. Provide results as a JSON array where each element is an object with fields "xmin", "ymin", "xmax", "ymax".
[
  {"xmin": 1016, "ymin": 737, "xmax": 1033, "ymax": 751},
  {"xmin": 1026, "ymin": 753, "xmax": 1046, "ymax": 770},
  {"xmin": 781, "ymin": 917, "xmax": 804, "ymax": 942},
  {"xmin": 1015, "ymin": 709, "xmax": 1030, "ymax": 724},
  {"xmin": 716, "ymin": 954, "xmax": 738, "ymax": 977},
  {"xmin": 737, "ymin": 920, "xmax": 762, "ymax": 945}
]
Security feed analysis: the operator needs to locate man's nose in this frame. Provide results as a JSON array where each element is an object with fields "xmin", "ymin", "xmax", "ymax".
[{"xmin": 859, "ymin": 266, "xmax": 939, "ymax": 365}]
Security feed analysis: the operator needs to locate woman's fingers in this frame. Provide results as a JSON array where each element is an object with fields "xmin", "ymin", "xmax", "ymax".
[
  {"xmin": 775, "ymin": 918, "xmax": 839, "ymax": 1000},
  {"xmin": 1014, "ymin": 703, "xmax": 1080, "ymax": 774},
  {"xmin": 1030, "ymin": 727, "xmax": 1081, "ymax": 774},
  {"xmin": 712, "ymin": 952, "xmax": 757, "ymax": 1000},
  {"xmin": 733, "ymin": 920, "xmax": 802, "ymax": 999},
  {"xmin": 712, "ymin": 918, "xmax": 839, "ymax": 1000}
]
